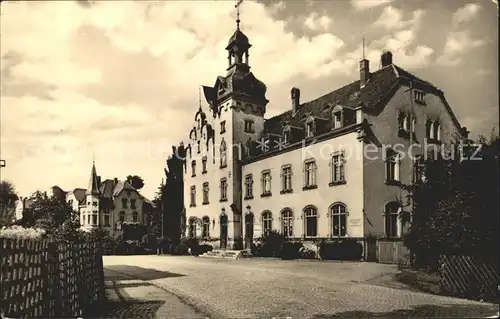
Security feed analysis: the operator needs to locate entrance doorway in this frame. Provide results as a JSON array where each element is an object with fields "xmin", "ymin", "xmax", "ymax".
[
  {"xmin": 244, "ymin": 213, "xmax": 254, "ymax": 249},
  {"xmin": 220, "ymin": 214, "xmax": 228, "ymax": 249}
]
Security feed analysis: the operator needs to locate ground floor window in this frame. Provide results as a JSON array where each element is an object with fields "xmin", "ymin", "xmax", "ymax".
[{"xmin": 385, "ymin": 202, "xmax": 400, "ymax": 237}]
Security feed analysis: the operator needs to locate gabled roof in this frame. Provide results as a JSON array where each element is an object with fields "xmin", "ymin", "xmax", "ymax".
[
  {"xmin": 71, "ymin": 188, "xmax": 86, "ymax": 203},
  {"xmin": 263, "ymin": 65, "xmax": 398, "ymax": 136},
  {"xmin": 99, "ymin": 180, "xmax": 115, "ymax": 198}
]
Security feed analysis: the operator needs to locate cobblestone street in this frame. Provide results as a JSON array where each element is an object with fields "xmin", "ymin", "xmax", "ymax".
[{"xmin": 103, "ymin": 256, "xmax": 499, "ymax": 318}]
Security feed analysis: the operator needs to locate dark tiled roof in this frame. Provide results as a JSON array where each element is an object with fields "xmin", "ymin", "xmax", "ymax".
[
  {"xmin": 263, "ymin": 65, "xmax": 398, "ymax": 136},
  {"xmin": 99, "ymin": 180, "xmax": 115, "ymax": 198},
  {"xmin": 72, "ymin": 188, "xmax": 86, "ymax": 203},
  {"xmin": 244, "ymin": 63, "xmax": 449, "ymax": 161}
]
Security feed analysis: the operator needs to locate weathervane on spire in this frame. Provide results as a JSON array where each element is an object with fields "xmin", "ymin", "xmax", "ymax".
[{"xmin": 235, "ymin": 0, "xmax": 243, "ymax": 30}]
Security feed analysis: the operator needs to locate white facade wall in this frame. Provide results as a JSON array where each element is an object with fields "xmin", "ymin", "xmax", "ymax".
[{"xmin": 242, "ymin": 131, "xmax": 365, "ymax": 239}]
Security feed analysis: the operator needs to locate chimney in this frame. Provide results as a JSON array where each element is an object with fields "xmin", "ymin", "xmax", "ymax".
[
  {"xmin": 291, "ymin": 87, "xmax": 300, "ymax": 115},
  {"xmin": 114, "ymin": 178, "xmax": 118, "ymax": 186},
  {"xmin": 381, "ymin": 51, "xmax": 393, "ymax": 67},
  {"xmin": 359, "ymin": 59, "xmax": 370, "ymax": 88}
]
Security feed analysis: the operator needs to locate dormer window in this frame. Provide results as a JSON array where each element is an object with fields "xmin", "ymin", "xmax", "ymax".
[
  {"xmin": 414, "ymin": 90, "xmax": 426, "ymax": 104},
  {"xmin": 220, "ymin": 121, "xmax": 226, "ymax": 134},
  {"xmin": 282, "ymin": 126, "xmax": 291, "ymax": 144},
  {"xmin": 305, "ymin": 117, "xmax": 316, "ymax": 138},
  {"xmin": 244, "ymin": 120, "xmax": 254, "ymax": 133},
  {"xmin": 191, "ymin": 160, "xmax": 196, "ymax": 177}
]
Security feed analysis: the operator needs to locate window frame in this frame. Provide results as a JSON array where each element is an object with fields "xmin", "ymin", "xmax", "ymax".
[
  {"xmin": 330, "ymin": 203, "xmax": 347, "ymax": 238},
  {"xmin": 220, "ymin": 178, "xmax": 228, "ymax": 202},
  {"xmin": 262, "ymin": 211, "xmax": 273, "ymax": 236},
  {"xmin": 303, "ymin": 159, "xmax": 317, "ymax": 190},
  {"xmin": 281, "ymin": 165, "xmax": 292, "ymax": 193},
  {"xmin": 385, "ymin": 148, "xmax": 400, "ymax": 185},
  {"xmin": 384, "ymin": 202, "xmax": 400, "ymax": 238},
  {"xmin": 281, "ymin": 209, "xmax": 293, "ymax": 238},
  {"xmin": 303, "ymin": 206, "xmax": 318, "ymax": 238},
  {"xmin": 190, "ymin": 185, "xmax": 196, "ymax": 207},
  {"xmin": 330, "ymin": 151, "xmax": 346, "ymax": 186},
  {"xmin": 244, "ymin": 174, "xmax": 254, "ymax": 199},
  {"xmin": 261, "ymin": 170, "xmax": 272, "ymax": 197},
  {"xmin": 202, "ymin": 182, "xmax": 210, "ymax": 204}
]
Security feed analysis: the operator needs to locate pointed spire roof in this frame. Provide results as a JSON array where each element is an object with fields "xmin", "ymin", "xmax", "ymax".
[{"xmin": 86, "ymin": 160, "xmax": 100, "ymax": 195}]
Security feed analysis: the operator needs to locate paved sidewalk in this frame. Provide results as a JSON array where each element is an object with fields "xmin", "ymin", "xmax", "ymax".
[{"xmin": 84, "ymin": 268, "xmax": 207, "ymax": 318}]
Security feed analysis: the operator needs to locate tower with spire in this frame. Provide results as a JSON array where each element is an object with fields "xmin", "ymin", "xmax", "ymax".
[{"xmin": 183, "ymin": 0, "xmax": 269, "ymax": 249}]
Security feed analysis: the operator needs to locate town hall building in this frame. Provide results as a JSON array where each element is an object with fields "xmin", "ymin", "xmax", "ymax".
[{"xmin": 182, "ymin": 13, "xmax": 468, "ymax": 256}]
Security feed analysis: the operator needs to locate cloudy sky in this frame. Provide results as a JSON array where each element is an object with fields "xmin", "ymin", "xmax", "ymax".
[{"xmin": 1, "ymin": 0, "xmax": 498, "ymax": 199}]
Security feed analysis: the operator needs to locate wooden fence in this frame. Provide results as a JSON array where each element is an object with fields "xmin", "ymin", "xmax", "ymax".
[
  {"xmin": 0, "ymin": 237, "xmax": 105, "ymax": 318},
  {"xmin": 438, "ymin": 255, "xmax": 499, "ymax": 303}
]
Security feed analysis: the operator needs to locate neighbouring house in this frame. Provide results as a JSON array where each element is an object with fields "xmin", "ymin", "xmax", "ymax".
[
  {"xmin": 14, "ymin": 197, "xmax": 34, "ymax": 221},
  {"xmin": 65, "ymin": 162, "xmax": 153, "ymax": 235},
  {"xmin": 182, "ymin": 15, "xmax": 468, "ymax": 258}
]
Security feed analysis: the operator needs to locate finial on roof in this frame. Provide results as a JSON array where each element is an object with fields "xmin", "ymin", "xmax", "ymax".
[
  {"xmin": 235, "ymin": 0, "xmax": 243, "ymax": 30},
  {"xmin": 92, "ymin": 152, "xmax": 95, "ymax": 165}
]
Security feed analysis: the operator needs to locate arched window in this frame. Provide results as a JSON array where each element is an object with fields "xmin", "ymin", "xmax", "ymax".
[
  {"xmin": 304, "ymin": 206, "xmax": 318, "ymax": 237},
  {"xmin": 384, "ymin": 202, "xmax": 400, "ymax": 238},
  {"xmin": 119, "ymin": 211, "xmax": 125, "ymax": 223},
  {"xmin": 262, "ymin": 211, "xmax": 272, "ymax": 235},
  {"xmin": 429, "ymin": 121, "xmax": 435, "ymax": 140},
  {"xmin": 330, "ymin": 203, "xmax": 347, "ymax": 237},
  {"xmin": 132, "ymin": 211, "xmax": 139, "ymax": 223},
  {"xmin": 281, "ymin": 209, "xmax": 293, "ymax": 238},
  {"xmin": 202, "ymin": 216, "xmax": 210, "ymax": 239},
  {"xmin": 220, "ymin": 140, "xmax": 227, "ymax": 168}
]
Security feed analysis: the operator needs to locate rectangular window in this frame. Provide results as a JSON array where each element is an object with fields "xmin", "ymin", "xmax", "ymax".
[
  {"xmin": 130, "ymin": 199, "xmax": 136, "ymax": 209},
  {"xmin": 220, "ymin": 179, "xmax": 228, "ymax": 201},
  {"xmin": 281, "ymin": 165, "xmax": 292, "ymax": 192},
  {"xmin": 414, "ymin": 90, "xmax": 425, "ymax": 104},
  {"xmin": 261, "ymin": 170, "xmax": 271, "ymax": 195},
  {"xmin": 385, "ymin": 149, "xmax": 400, "ymax": 183},
  {"xmin": 122, "ymin": 198, "xmax": 127, "ymax": 209},
  {"xmin": 93, "ymin": 201, "xmax": 97, "ymax": 206},
  {"xmin": 87, "ymin": 215, "xmax": 91, "ymax": 225},
  {"xmin": 202, "ymin": 156, "xmax": 207, "ymax": 173},
  {"xmin": 385, "ymin": 203, "xmax": 400, "ymax": 237},
  {"xmin": 119, "ymin": 213, "xmax": 125, "ymax": 223},
  {"xmin": 304, "ymin": 160, "xmax": 317, "ymax": 187},
  {"xmin": 331, "ymin": 152, "xmax": 345, "ymax": 184},
  {"xmin": 244, "ymin": 120, "xmax": 254, "ymax": 133},
  {"xmin": 68, "ymin": 199, "xmax": 73, "ymax": 207},
  {"xmin": 92, "ymin": 214, "xmax": 97, "ymax": 225},
  {"xmin": 245, "ymin": 174, "xmax": 253, "ymax": 198},
  {"xmin": 413, "ymin": 155, "xmax": 425, "ymax": 183},
  {"xmin": 191, "ymin": 160, "xmax": 196, "ymax": 177},
  {"xmin": 203, "ymin": 183, "xmax": 209, "ymax": 204},
  {"xmin": 190, "ymin": 186, "xmax": 196, "ymax": 207},
  {"xmin": 220, "ymin": 121, "xmax": 226, "ymax": 134}
]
